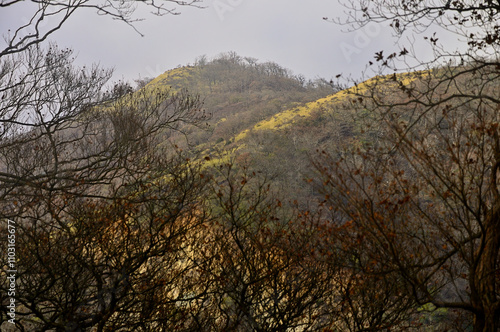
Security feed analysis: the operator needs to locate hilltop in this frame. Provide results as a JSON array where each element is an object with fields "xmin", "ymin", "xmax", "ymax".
[
  {"xmin": 137, "ymin": 54, "xmax": 440, "ymax": 202},
  {"xmin": 140, "ymin": 53, "xmax": 335, "ymax": 147}
]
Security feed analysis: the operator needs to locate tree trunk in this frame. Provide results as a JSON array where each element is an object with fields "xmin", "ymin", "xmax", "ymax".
[{"xmin": 473, "ymin": 206, "xmax": 500, "ymax": 332}]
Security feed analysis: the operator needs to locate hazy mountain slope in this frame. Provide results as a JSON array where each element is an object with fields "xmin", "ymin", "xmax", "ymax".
[
  {"xmin": 141, "ymin": 53, "xmax": 336, "ymax": 150},
  {"xmin": 204, "ymin": 69, "xmax": 438, "ymax": 201},
  {"xmin": 138, "ymin": 54, "xmax": 434, "ymax": 202}
]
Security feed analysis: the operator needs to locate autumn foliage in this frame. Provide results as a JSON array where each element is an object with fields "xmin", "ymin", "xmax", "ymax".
[{"xmin": 1, "ymin": 1, "xmax": 500, "ymax": 331}]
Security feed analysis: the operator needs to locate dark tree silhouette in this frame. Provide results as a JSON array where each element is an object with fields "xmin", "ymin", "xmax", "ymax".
[
  {"xmin": 317, "ymin": 1, "xmax": 500, "ymax": 331},
  {"xmin": 0, "ymin": 0, "xmax": 204, "ymax": 57}
]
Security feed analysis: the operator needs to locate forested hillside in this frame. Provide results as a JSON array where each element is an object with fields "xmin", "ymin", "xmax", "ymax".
[
  {"xmin": 134, "ymin": 53, "xmax": 338, "ymax": 201},
  {"xmin": 142, "ymin": 52, "xmax": 335, "ymax": 147},
  {"xmin": 141, "ymin": 59, "xmax": 432, "ymax": 204},
  {"xmin": 1, "ymin": 1, "xmax": 499, "ymax": 331}
]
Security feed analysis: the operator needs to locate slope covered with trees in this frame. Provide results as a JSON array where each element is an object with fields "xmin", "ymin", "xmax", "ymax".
[
  {"xmin": 141, "ymin": 52, "xmax": 336, "ymax": 149},
  {"xmin": 1, "ymin": 0, "xmax": 499, "ymax": 331}
]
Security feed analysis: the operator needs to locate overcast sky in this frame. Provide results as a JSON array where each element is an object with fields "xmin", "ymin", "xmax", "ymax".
[{"xmin": 0, "ymin": 0, "xmax": 438, "ymax": 84}]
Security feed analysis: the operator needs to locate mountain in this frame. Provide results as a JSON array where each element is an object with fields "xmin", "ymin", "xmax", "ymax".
[
  {"xmin": 142, "ymin": 53, "xmax": 334, "ymax": 142},
  {"xmin": 137, "ymin": 53, "xmax": 434, "ymax": 202}
]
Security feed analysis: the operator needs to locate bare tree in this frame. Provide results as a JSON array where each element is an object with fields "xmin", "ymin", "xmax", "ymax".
[
  {"xmin": 0, "ymin": 0, "xmax": 204, "ymax": 57},
  {"xmin": 0, "ymin": 1, "xmax": 215, "ymax": 330},
  {"xmin": 0, "ymin": 44, "xmax": 211, "ymax": 331},
  {"xmin": 316, "ymin": 1, "xmax": 500, "ymax": 331},
  {"xmin": 189, "ymin": 163, "xmax": 336, "ymax": 332}
]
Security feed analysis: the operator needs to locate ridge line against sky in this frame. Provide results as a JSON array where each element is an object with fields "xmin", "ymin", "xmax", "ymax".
[{"xmin": 0, "ymin": 0, "xmax": 450, "ymax": 84}]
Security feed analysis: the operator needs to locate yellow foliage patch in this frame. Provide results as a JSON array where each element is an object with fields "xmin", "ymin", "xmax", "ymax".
[
  {"xmin": 145, "ymin": 66, "xmax": 196, "ymax": 92},
  {"xmin": 233, "ymin": 69, "xmax": 431, "ymax": 142}
]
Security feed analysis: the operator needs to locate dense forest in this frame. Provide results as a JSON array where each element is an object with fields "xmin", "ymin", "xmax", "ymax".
[
  {"xmin": 132, "ymin": 52, "xmax": 341, "ymax": 203},
  {"xmin": 1, "ymin": 1, "xmax": 499, "ymax": 331}
]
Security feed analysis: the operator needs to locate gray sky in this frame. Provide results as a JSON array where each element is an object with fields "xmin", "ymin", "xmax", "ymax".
[{"xmin": 0, "ymin": 0, "xmax": 433, "ymax": 84}]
